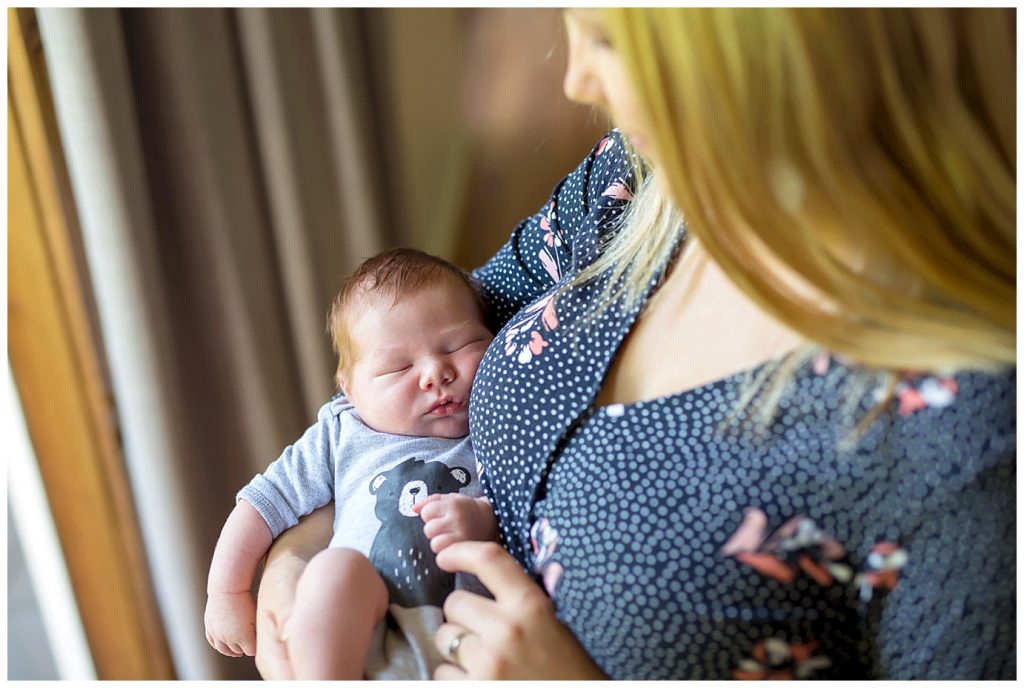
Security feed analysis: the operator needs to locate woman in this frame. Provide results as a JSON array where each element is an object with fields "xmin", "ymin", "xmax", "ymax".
[{"xmin": 256, "ymin": 8, "xmax": 1015, "ymax": 679}]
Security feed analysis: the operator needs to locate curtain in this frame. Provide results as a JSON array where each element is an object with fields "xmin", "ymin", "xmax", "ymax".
[{"xmin": 38, "ymin": 7, "xmax": 603, "ymax": 679}]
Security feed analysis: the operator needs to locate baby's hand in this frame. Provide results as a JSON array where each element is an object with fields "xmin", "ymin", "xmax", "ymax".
[
  {"xmin": 204, "ymin": 590, "xmax": 257, "ymax": 658},
  {"xmin": 413, "ymin": 494, "xmax": 498, "ymax": 553}
]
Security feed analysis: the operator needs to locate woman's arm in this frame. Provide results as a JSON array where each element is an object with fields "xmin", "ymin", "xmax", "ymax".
[
  {"xmin": 253, "ymin": 503, "xmax": 334, "ymax": 680},
  {"xmin": 432, "ymin": 541, "xmax": 606, "ymax": 679}
]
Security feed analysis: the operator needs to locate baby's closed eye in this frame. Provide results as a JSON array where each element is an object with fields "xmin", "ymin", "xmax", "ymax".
[{"xmin": 447, "ymin": 337, "xmax": 488, "ymax": 354}]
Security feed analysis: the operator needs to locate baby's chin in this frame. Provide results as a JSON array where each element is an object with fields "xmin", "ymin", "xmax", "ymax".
[
  {"xmin": 370, "ymin": 416, "xmax": 469, "ymax": 440},
  {"xmin": 419, "ymin": 416, "xmax": 470, "ymax": 440}
]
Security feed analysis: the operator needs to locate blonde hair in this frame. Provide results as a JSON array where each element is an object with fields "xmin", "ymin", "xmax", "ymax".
[
  {"xmin": 588, "ymin": 8, "xmax": 1014, "ymax": 379},
  {"xmin": 326, "ymin": 248, "xmax": 482, "ymax": 389}
]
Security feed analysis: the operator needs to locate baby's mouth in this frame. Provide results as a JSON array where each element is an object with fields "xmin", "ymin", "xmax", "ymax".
[{"xmin": 427, "ymin": 398, "xmax": 464, "ymax": 416}]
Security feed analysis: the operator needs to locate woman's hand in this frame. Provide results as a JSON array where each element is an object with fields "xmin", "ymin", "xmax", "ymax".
[
  {"xmin": 432, "ymin": 541, "xmax": 606, "ymax": 680},
  {"xmin": 253, "ymin": 504, "xmax": 334, "ymax": 680}
]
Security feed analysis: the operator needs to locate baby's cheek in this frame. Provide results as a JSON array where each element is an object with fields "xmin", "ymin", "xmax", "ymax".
[
  {"xmin": 371, "ymin": 382, "xmax": 421, "ymax": 433},
  {"xmin": 461, "ymin": 350, "xmax": 487, "ymax": 381},
  {"xmin": 386, "ymin": 378, "xmax": 418, "ymax": 409}
]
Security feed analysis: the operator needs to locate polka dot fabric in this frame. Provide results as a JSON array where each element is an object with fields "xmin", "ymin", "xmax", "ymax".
[{"xmin": 469, "ymin": 131, "xmax": 1016, "ymax": 679}]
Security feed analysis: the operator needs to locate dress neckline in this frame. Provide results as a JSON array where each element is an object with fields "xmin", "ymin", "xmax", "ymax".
[{"xmin": 591, "ymin": 349, "xmax": 805, "ymax": 417}]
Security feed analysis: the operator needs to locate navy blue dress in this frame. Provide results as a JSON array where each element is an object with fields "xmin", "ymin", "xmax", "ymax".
[{"xmin": 468, "ymin": 130, "xmax": 1016, "ymax": 679}]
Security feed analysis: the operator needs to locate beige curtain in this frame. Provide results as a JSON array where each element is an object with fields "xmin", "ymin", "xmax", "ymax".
[{"xmin": 39, "ymin": 7, "xmax": 602, "ymax": 679}]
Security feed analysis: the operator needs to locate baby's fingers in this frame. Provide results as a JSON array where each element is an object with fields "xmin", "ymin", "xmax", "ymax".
[
  {"xmin": 239, "ymin": 633, "xmax": 257, "ymax": 657},
  {"xmin": 417, "ymin": 497, "xmax": 453, "ymax": 522},
  {"xmin": 411, "ymin": 493, "xmax": 446, "ymax": 515},
  {"xmin": 430, "ymin": 533, "xmax": 459, "ymax": 553},
  {"xmin": 213, "ymin": 637, "xmax": 243, "ymax": 658},
  {"xmin": 423, "ymin": 516, "xmax": 454, "ymax": 540}
]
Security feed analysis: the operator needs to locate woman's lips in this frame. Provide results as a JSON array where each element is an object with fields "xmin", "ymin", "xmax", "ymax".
[{"xmin": 428, "ymin": 399, "xmax": 465, "ymax": 416}]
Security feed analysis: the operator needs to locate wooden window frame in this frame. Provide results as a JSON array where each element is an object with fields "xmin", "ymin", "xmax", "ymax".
[{"xmin": 8, "ymin": 7, "xmax": 175, "ymax": 679}]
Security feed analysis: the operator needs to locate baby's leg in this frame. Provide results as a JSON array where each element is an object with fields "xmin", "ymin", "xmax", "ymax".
[{"xmin": 287, "ymin": 548, "xmax": 388, "ymax": 680}]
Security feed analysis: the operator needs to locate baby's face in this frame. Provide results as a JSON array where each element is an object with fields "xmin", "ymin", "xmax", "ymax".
[{"xmin": 342, "ymin": 279, "xmax": 493, "ymax": 439}]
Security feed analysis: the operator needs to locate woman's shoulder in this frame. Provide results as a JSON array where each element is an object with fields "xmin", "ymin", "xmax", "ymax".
[
  {"xmin": 545, "ymin": 129, "xmax": 641, "ymax": 268},
  {"xmin": 551, "ymin": 129, "xmax": 636, "ymax": 215},
  {"xmin": 577, "ymin": 129, "xmax": 636, "ymax": 203},
  {"xmin": 817, "ymin": 361, "xmax": 1017, "ymax": 489},
  {"xmin": 588, "ymin": 129, "xmax": 633, "ymax": 174},
  {"xmin": 893, "ymin": 366, "xmax": 1016, "ymax": 456}
]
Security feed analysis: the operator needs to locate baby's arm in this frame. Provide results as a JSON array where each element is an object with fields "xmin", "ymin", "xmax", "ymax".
[
  {"xmin": 204, "ymin": 500, "xmax": 273, "ymax": 657},
  {"xmin": 414, "ymin": 494, "xmax": 498, "ymax": 553}
]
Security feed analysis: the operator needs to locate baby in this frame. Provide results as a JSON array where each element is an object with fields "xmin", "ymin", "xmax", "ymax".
[{"xmin": 203, "ymin": 248, "xmax": 498, "ymax": 679}]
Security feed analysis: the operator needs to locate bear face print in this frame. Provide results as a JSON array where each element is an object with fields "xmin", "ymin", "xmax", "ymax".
[{"xmin": 368, "ymin": 457, "xmax": 471, "ymax": 608}]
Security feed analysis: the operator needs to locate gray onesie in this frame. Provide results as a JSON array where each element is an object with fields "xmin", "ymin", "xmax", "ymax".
[{"xmin": 238, "ymin": 396, "xmax": 481, "ymax": 679}]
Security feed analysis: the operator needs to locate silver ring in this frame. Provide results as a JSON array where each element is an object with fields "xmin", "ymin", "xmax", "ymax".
[{"xmin": 444, "ymin": 630, "xmax": 470, "ymax": 667}]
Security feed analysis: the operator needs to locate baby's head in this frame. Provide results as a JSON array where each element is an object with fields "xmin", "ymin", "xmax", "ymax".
[{"xmin": 327, "ymin": 248, "xmax": 494, "ymax": 439}]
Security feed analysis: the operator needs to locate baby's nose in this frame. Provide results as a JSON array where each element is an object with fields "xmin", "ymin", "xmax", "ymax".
[{"xmin": 420, "ymin": 360, "xmax": 456, "ymax": 389}]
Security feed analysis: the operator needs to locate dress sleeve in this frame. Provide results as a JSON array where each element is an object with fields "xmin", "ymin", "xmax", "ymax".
[
  {"xmin": 236, "ymin": 402, "xmax": 339, "ymax": 539},
  {"xmin": 875, "ymin": 451, "xmax": 1015, "ymax": 678},
  {"xmin": 472, "ymin": 130, "xmax": 635, "ymax": 330}
]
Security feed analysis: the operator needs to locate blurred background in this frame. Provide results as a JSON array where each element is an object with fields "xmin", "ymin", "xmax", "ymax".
[{"xmin": 7, "ymin": 7, "xmax": 607, "ymax": 679}]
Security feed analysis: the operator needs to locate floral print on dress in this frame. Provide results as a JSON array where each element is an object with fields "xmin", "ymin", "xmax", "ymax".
[
  {"xmin": 596, "ymin": 135, "xmax": 613, "ymax": 156},
  {"xmin": 723, "ymin": 509, "xmax": 910, "ymax": 607},
  {"xmin": 530, "ymin": 517, "xmax": 563, "ymax": 595},
  {"xmin": 601, "ymin": 177, "xmax": 635, "ymax": 202},
  {"xmin": 538, "ymin": 201, "xmax": 564, "ymax": 282},
  {"xmin": 890, "ymin": 375, "xmax": 960, "ymax": 416},
  {"xmin": 721, "ymin": 508, "xmax": 854, "ymax": 586},
  {"xmin": 503, "ymin": 293, "xmax": 560, "ymax": 364},
  {"xmin": 816, "ymin": 352, "xmax": 960, "ymax": 417},
  {"xmin": 733, "ymin": 638, "xmax": 832, "ymax": 680},
  {"xmin": 853, "ymin": 541, "xmax": 908, "ymax": 603}
]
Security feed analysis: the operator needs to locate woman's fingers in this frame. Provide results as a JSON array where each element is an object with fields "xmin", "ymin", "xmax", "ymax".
[
  {"xmin": 255, "ymin": 560, "xmax": 301, "ymax": 678},
  {"xmin": 435, "ymin": 623, "xmax": 488, "ymax": 678},
  {"xmin": 255, "ymin": 609, "xmax": 294, "ymax": 679},
  {"xmin": 441, "ymin": 589, "xmax": 499, "ymax": 634},
  {"xmin": 435, "ymin": 622, "xmax": 476, "ymax": 662},
  {"xmin": 434, "ymin": 662, "xmax": 470, "ymax": 680},
  {"xmin": 436, "ymin": 541, "xmax": 536, "ymax": 601},
  {"xmin": 431, "ymin": 544, "xmax": 599, "ymax": 679}
]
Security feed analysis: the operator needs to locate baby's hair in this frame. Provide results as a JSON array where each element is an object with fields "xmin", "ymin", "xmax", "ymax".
[{"xmin": 326, "ymin": 247, "xmax": 482, "ymax": 390}]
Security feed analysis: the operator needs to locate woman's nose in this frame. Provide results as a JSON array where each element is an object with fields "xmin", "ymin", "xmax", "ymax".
[
  {"xmin": 563, "ymin": 34, "xmax": 603, "ymax": 107},
  {"xmin": 563, "ymin": 58, "xmax": 603, "ymax": 107}
]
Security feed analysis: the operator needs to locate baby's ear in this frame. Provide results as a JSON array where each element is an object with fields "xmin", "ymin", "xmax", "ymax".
[{"xmin": 337, "ymin": 372, "xmax": 350, "ymax": 398}]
